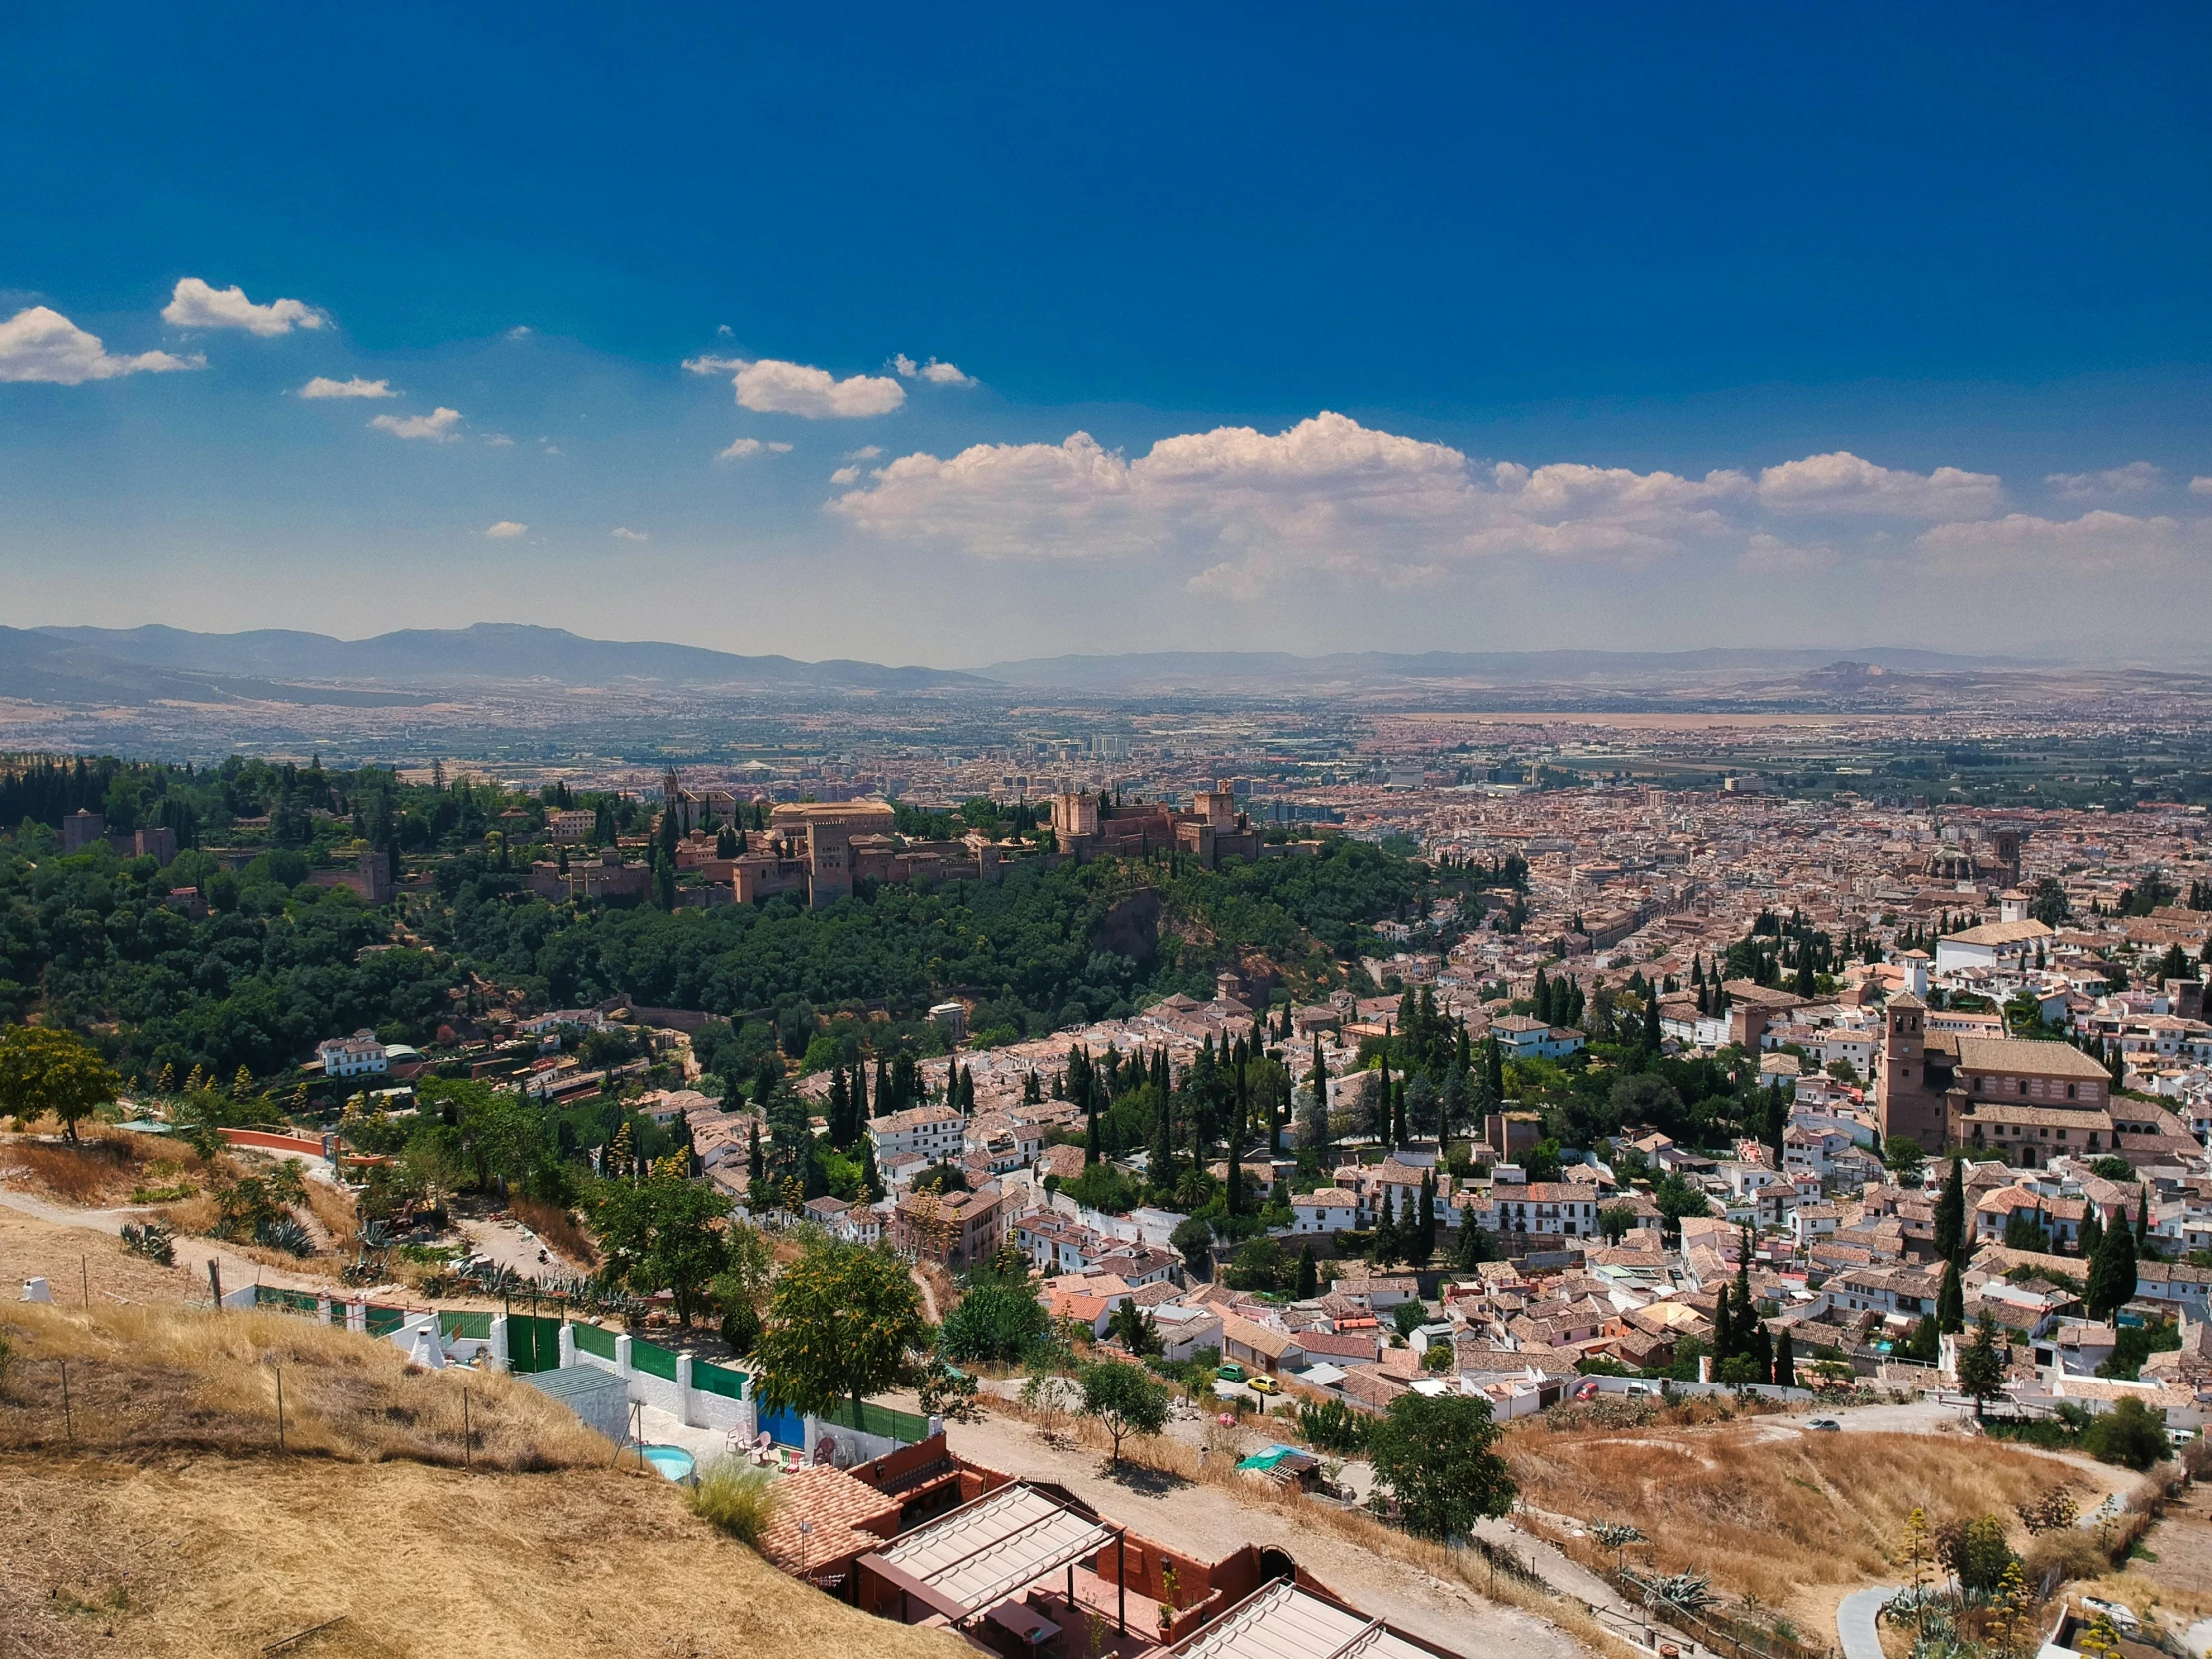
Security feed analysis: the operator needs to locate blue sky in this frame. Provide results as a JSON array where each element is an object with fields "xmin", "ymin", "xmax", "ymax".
[{"xmin": 4, "ymin": 5, "xmax": 2210, "ymax": 664}]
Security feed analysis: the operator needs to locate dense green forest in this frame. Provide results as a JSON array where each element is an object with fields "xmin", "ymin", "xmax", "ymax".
[{"xmin": 0, "ymin": 753, "xmax": 1427, "ymax": 1087}]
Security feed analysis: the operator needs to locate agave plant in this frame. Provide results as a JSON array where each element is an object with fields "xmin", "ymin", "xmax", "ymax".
[
  {"xmin": 255, "ymin": 1215, "xmax": 316, "ymax": 1257},
  {"xmin": 121, "ymin": 1221, "xmax": 176, "ymax": 1265},
  {"xmin": 1639, "ymin": 1571, "xmax": 1714, "ymax": 1614}
]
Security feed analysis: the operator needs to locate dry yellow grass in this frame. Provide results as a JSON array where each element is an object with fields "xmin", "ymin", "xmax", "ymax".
[
  {"xmin": 0, "ymin": 1127, "xmax": 211, "ymax": 1207},
  {"xmin": 0, "ymin": 1300, "xmax": 606, "ymax": 1471},
  {"xmin": 0, "ymin": 1297, "xmax": 967, "ymax": 1659},
  {"xmin": 1508, "ymin": 1420, "xmax": 2092, "ymax": 1623},
  {"xmin": 0, "ymin": 1453, "xmax": 970, "ymax": 1659}
]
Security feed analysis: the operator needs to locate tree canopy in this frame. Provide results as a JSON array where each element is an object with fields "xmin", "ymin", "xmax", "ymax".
[{"xmin": 754, "ymin": 1239, "xmax": 928, "ymax": 1417}]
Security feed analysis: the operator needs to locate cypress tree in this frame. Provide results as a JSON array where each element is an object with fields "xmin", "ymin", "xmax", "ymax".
[
  {"xmin": 1486, "ymin": 1037, "xmax": 1505, "ymax": 1103},
  {"xmin": 1296, "ymin": 1243, "xmax": 1320, "ymax": 1299},
  {"xmin": 852, "ymin": 1059, "xmax": 868, "ymax": 1122},
  {"xmin": 1937, "ymin": 1259, "xmax": 1965, "ymax": 1333},
  {"xmin": 1225, "ymin": 1099, "xmax": 1244, "ymax": 1216},
  {"xmin": 1417, "ymin": 1170, "xmax": 1436, "ymax": 1262},
  {"xmin": 1713, "ymin": 1282, "xmax": 1736, "ymax": 1361},
  {"xmin": 1374, "ymin": 1190, "xmax": 1397, "ymax": 1267},
  {"xmin": 1935, "ymin": 1156, "xmax": 1965, "ymax": 1262},
  {"xmin": 2087, "ymin": 1201, "xmax": 2138, "ymax": 1319},
  {"xmin": 1773, "ymin": 1327, "xmax": 1796, "ymax": 1389},
  {"xmin": 1752, "ymin": 1318, "xmax": 1773, "ymax": 1383},
  {"xmin": 2080, "ymin": 1204, "xmax": 2103, "ymax": 1262}
]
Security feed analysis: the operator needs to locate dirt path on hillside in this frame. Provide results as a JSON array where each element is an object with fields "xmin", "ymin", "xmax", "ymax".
[{"xmin": 943, "ymin": 1409, "xmax": 1592, "ymax": 1659}]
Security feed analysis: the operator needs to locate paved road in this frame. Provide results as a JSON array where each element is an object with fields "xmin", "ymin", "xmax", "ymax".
[{"xmin": 1838, "ymin": 1585, "xmax": 1897, "ymax": 1659}]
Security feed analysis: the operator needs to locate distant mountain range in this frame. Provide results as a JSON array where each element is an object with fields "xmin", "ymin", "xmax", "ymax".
[
  {"xmin": 980, "ymin": 646, "xmax": 2022, "ymax": 693},
  {"xmin": 0, "ymin": 625, "xmax": 990, "ymax": 704},
  {"xmin": 0, "ymin": 627, "xmax": 2072, "ymax": 710}
]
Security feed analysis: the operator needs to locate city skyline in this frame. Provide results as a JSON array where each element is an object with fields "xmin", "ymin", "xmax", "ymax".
[{"xmin": 5, "ymin": 6, "xmax": 2210, "ymax": 663}]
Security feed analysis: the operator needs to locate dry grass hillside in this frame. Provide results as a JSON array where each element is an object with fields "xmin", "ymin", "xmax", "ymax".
[
  {"xmin": 0, "ymin": 1301, "xmax": 963, "ymax": 1659},
  {"xmin": 1508, "ymin": 1417, "xmax": 2107, "ymax": 1624}
]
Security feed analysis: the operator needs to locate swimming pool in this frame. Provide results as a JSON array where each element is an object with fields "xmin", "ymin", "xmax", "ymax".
[{"xmin": 638, "ymin": 1443, "xmax": 696, "ymax": 1482}]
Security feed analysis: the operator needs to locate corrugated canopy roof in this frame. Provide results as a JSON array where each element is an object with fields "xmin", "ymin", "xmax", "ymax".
[
  {"xmin": 1174, "ymin": 1581, "xmax": 1443, "ymax": 1659},
  {"xmin": 874, "ymin": 1484, "xmax": 1110, "ymax": 1612}
]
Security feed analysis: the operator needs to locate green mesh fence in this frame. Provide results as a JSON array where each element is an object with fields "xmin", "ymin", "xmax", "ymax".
[
  {"xmin": 631, "ymin": 1339, "xmax": 678, "ymax": 1381},
  {"xmin": 821, "ymin": 1399, "xmax": 929, "ymax": 1443},
  {"xmin": 693, "ymin": 1360, "xmax": 747, "ymax": 1400},
  {"xmin": 439, "ymin": 1310, "xmax": 493, "ymax": 1340},
  {"xmin": 571, "ymin": 1322, "xmax": 618, "ymax": 1360},
  {"xmin": 364, "ymin": 1304, "xmax": 406, "ymax": 1337}
]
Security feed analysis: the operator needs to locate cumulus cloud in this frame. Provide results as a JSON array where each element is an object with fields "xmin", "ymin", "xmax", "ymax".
[
  {"xmin": 611, "ymin": 527, "xmax": 648, "ymax": 542},
  {"xmin": 833, "ymin": 412, "xmax": 1760, "ymax": 594},
  {"xmin": 893, "ymin": 353, "xmax": 976, "ymax": 385},
  {"xmin": 845, "ymin": 445, "xmax": 883, "ymax": 461},
  {"xmin": 730, "ymin": 358, "xmax": 904, "ymax": 418},
  {"xmin": 369, "ymin": 406, "xmax": 463, "ymax": 441},
  {"xmin": 0, "ymin": 306, "xmax": 202, "ymax": 384},
  {"xmin": 298, "ymin": 375, "xmax": 396, "ymax": 399},
  {"xmin": 2046, "ymin": 461, "xmax": 2161, "ymax": 499},
  {"xmin": 2194, "ymin": 477, "xmax": 2212, "ymax": 497},
  {"xmin": 828, "ymin": 414, "xmax": 2066, "ymax": 598},
  {"xmin": 830, "ymin": 465, "xmax": 862, "ymax": 485},
  {"xmin": 1756, "ymin": 451, "xmax": 2001, "ymax": 516},
  {"xmin": 162, "ymin": 277, "xmax": 326, "ymax": 336},
  {"xmin": 717, "ymin": 437, "xmax": 794, "ymax": 461},
  {"xmin": 1915, "ymin": 510, "xmax": 2191, "ymax": 576},
  {"xmin": 485, "ymin": 521, "xmax": 528, "ymax": 538}
]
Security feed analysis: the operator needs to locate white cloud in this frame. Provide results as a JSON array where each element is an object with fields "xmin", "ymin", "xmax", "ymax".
[
  {"xmin": 834, "ymin": 411, "xmax": 1750, "ymax": 594},
  {"xmin": 845, "ymin": 445, "xmax": 883, "ymax": 461},
  {"xmin": 2194, "ymin": 477, "xmax": 2212, "ymax": 497},
  {"xmin": 485, "ymin": 521, "xmax": 528, "ymax": 538},
  {"xmin": 892, "ymin": 353, "xmax": 976, "ymax": 386},
  {"xmin": 504, "ymin": 325, "xmax": 532, "ymax": 340},
  {"xmin": 298, "ymin": 375, "xmax": 396, "ymax": 399},
  {"xmin": 369, "ymin": 406, "xmax": 463, "ymax": 441},
  {"xmin": 0, "ymin": 305, "xmax": 202, "ymax": 384},
  {"xmin": 2046, "ymin": 461, "xmax": 2161, "ymax": 499},
  {"xmin": 830, "ymin": 465, "xmax": 862, "ymax": 485},
  {"xmin": 485, "ymin": 433, "xmax": 515, "ymax": 447},
  {"xmin": 1756, "ymin": 451, "xmax": 2001, "ymax": 516},
  {"xmin": 718, "ymin": 436, "xmax": 794, "ymax": 461},
  {"xmin": 611, "ymin": 527, "xmax": 648, "ymax": 542},
  {"xmin": 1915, "ymin": 509, "xmax": 2191, "ymax": 576},
  {"xmin": 682, "ymin": 353, "xmax": 747, "ymax": 375},
  {"xmin": 162, "ymin": 277, "xmax": 326, "ymax": 336},
  {"xmin": 726, "ymin": 358, "xmax": 904, "ymax": 418}
]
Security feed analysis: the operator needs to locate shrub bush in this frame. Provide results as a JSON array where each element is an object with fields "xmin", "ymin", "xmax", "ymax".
[{"xmin": 683, "ymin": 1456, "xmax": 782, "ymax": 1545}]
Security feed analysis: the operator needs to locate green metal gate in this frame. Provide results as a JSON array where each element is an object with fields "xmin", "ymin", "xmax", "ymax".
[{"xmin": 506, "ymin": 1313, "xmax": 562, "ymax": 1373}]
